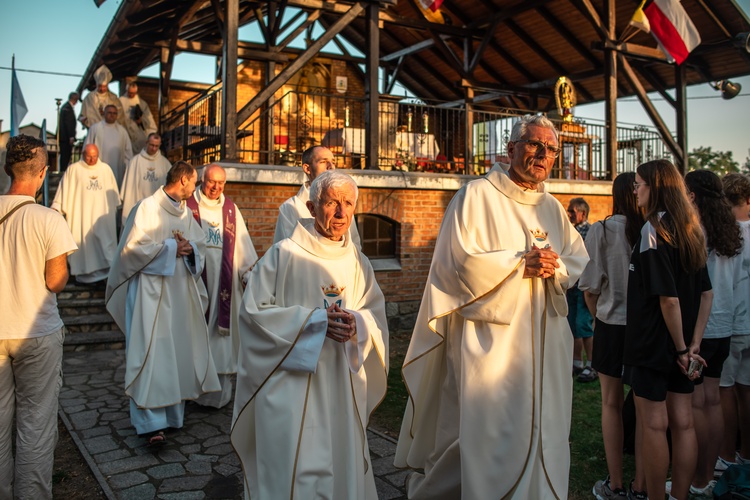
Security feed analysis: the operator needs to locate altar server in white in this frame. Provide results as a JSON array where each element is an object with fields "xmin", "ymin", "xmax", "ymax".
[
  {"xmin": 120, "ymin": 133, "xmax": 170, "ymax": 223},
  {"xmin": 51, "ymin": 144, "xmax": 119, "ymax": 284},
  {"xmin": 232, "ymin": 170, "xmax": 388, "ymax": 499},
  {"xmin": 188, "ymin": 164, "xmax": 258, "ymax": 409},
  {"xmin": 85, "ymin": 105, "xmax": 133, "ymax": 188},
  {"xmin": 106, "ymin": 161, "xmax": 220, "ymax": 446},
  {"xmin": 119, "ymin": 82, "xmax": 157, "ymax": 155},
  {"xmin": 394, "ymin": 114, "xmax": 589, "ymax": 499}
]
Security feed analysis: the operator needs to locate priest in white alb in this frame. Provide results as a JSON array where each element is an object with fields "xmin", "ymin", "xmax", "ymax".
[
  {"xmin": 120, "ymin": 133, "xmax": 171, "ymax": 223},
  {"xmin": 394, "ymin": 115, "xmax": 589, "ymax": 499},
  {"xmin": 85, "ymin": 105, "xmax": 133, "ymax": 188},
  {"xmin": 106, "ymin": 161, "xmax": 220, "ymax": 446},
  {"xmin": 78, "ymin": 65, "xmax": 125, "ymax": 129},
  {"xmin": 188, "ymin": 164, "xmax": 258, "ymax": 409},
  {"xmin": 232, "ymin": 170, "xmax": 388, "ymax": 499},
  {"xmin": 119, "ymin": 82, "xmax": 157, "ymax": 155},
  {"xmin": 51, "ymin": 144, "xmax": 119, "ymax": 284},
  {"xmin": 273, "ymin": 145, "xmax": 360, "ymax": 247}
]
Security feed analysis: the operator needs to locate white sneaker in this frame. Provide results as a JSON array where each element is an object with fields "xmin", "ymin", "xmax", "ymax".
[
  {"xmin": 665, "ymin": 480, "xmax": 672, "ymax": 495},
  {"xmin": 689, "ymin": 480, "xmax": 716, "ymax": 499}
]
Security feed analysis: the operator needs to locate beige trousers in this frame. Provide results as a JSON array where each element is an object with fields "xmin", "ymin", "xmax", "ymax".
[{"xmin": 0, "ymin": 328, "xmax": 64, "ymax": 500}]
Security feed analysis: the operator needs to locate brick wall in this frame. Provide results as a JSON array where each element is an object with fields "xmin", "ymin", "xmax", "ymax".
[{"xmin": 222, "ymin": 173, "xmax": 613, "ymax": 312}]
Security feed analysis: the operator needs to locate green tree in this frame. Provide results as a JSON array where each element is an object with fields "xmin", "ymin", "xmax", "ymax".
[{"xmin": 688, "ymin": 146, "xmax": 739, "ymax": 175}]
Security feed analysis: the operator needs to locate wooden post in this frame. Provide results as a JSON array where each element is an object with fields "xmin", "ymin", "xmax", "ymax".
[
  {"xmin": 675, "ymin": 64, "xmax": 688, "ymax": 174},
  {"xmin": 604, "ymin": 0, "xmax": 617, "ymax": 180},
  {"xmin": 364, "ymin": 2, "xmax": 380, "ymax": 170},
  {"xmin": 158, "ymin": 47, "xmax": 172, "ymax": 121},
  {"xmin": 221, "ymin": 0, "xmax": 239, "ymax": 160},
  {"xmin": 465, "ymin": 86, "xmax": 474, "ymax": 174}
]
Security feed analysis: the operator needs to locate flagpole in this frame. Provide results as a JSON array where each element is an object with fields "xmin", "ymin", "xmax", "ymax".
[{"xmin": 10, "ymin": 55, "xmax": 16, "ymax": 137}]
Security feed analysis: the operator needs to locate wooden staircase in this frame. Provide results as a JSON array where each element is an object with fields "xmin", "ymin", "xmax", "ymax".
[{"xmin": 59, "ymin": 282, "xmax": 124, "ymax": 351}]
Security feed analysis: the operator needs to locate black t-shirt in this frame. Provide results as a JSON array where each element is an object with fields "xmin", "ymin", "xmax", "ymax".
[{"xmin": 624, "ymin": 213, "xmax": 711, "ymax": 372}]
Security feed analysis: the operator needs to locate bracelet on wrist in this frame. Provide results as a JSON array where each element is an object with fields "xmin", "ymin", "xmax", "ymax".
[{"xmin": 676, "ymin": 347, "xmax": 689, "ymax": 355}]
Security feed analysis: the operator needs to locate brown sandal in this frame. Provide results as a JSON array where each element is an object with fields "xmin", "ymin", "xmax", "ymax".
[{"xmin": 147, "ymin": 431, "xmax": 167, "ymax": 447}]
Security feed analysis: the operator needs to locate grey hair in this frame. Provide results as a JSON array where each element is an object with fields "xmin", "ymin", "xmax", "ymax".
[
  {"xmin": 309, "ymin": 170, "xmax": 358, "ymax": 206},
  {"xmin": 569, "ymin": 197, "xmax": 590, "ymax": 216},
  {"xmin": 510, "ymin": 114, "xmax": 559, "ymax": 142}
]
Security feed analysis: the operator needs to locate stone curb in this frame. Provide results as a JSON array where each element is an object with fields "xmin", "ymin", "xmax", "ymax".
[{"xmin": 58, "ymin": 408, "xmax": 117, "ymax": 500}]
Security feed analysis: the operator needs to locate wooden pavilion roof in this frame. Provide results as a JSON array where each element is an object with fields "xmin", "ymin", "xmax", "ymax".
[{"xmin": 80, "ymin": 0, "xmax": 750, "ymax": 112}]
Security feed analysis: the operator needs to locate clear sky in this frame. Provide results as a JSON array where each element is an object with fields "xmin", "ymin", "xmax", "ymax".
[{"xmin": 2, "ymin": 0, "xmax": 749, "ymax": 164}]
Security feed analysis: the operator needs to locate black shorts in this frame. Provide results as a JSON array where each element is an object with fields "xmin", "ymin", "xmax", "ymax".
[
  {"xmin": 694, "ymin": 337, "xmax": 732, "ymax": 385},
  {"xmin": 591, "ymin": 320, "xmax": 625, "ymax": 378},
  {"xmin": 624, "ymin": 363, "xmax": 694, "ymax": 402}
]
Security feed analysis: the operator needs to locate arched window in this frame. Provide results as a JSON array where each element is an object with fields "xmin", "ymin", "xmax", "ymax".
[{"xmin": 355, "ymin": 214, "xmax": 398, "ymax": 260}]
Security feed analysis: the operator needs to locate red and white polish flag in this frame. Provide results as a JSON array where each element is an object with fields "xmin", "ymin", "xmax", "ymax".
[{"xmin": 642, "ymin": 0, "xmax": 701, "ymax": 65}]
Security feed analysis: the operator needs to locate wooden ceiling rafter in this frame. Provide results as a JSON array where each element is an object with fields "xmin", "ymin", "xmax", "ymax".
[
  {"xmin": 78, "ymin": 0, "xmax": 750, "ymax": 114},
  {"xmin": 503, "ymin": 18, "xmax": 596, "ymax": 102},
  {"xmin": 465, "ymin": 0, "xmax": 553, "ymax": 31},
  {"xmin": 354, "ymin": 23, "xmax": 456, "ymax": 99},
  {"xmin": 468, "ymin": 18, "xmax": 500, "ymax": 74},
  {"xmin": 236, "ymin": 2, "xmax": 366, "ymax": 125},
  {"xmin": 619, "ymin": 53, "xmax": 683, "ymax": 158},
  {"xmin": 537, "ymin": 5, "xmax": 601, "ymax": 69},
  {"xmin": 439, "ymin": 1, "xmax": 541, "ymax": 103}
]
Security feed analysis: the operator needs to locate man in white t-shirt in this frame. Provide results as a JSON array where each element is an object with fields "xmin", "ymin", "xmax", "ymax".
[{"xmin": 0, "ymin": 135, "xmax": 78, "ymax": 499}]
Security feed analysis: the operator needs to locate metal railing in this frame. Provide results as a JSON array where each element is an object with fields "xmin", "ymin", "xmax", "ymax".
[
  {"xmin": 161, "ymin": 83, "xmax": 225, "ymax": 165},
  {"xmin": 163, "ymin": 85, "xmax": 672, "ymax": 179}
]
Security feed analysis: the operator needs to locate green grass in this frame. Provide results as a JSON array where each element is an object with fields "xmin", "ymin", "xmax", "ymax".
[{"xmin": 371, "ymin": 334, "xmax": 636, "ymax": 499}]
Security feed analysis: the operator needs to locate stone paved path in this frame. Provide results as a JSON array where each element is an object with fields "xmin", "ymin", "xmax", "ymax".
[{"xmin": 59, "ymin": 350, "xmax": 408, "ymax": 500}]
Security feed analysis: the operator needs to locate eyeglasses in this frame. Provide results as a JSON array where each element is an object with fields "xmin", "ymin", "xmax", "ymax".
[
  {"xmin": 633, "ymin": 182, "xmax": 648, "ymax": 189},
  {"xmin": 514, "ymin": 140, "xmax": 561, "ymax": 158}
]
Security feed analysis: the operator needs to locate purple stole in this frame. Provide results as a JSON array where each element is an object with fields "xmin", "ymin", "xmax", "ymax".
[{"xmin": 186, "ymin": 194, "xmax": 237, "ymax": 333}]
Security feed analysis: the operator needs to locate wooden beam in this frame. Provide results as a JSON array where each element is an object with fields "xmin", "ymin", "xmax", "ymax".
[
  {"xmin": 385, "ymin": 56, "xmax": 404, "ymax": 94},
  {"xmin": 675, "ymin": 64, "xmax": 688, "ymax": 173},
  {"xmin": 505, "ymin": 19, "xmax": 595, "ymax": 102},
  {"xmin": 254, "ymin": 6, "xmax": 271, "ymax": 45},
  {"xmin": 575, "ymin": 0, "xmax": 608, "ymax": 41},
  {"xmin": 276, "ymin": 10, "xmax": 321, "ymax": 51},
  {"xmin": 222, "ymin": 0, "xmax": 239, "ymax": 160},
  {"xmin": 158, "ymin": 47, "xmax": 173, "ymax": 128},
  {"xmin": 619, "ymin": 54, "xmax": 682, "ymax": 160},
  {"xmin": 365, "ymin": 3, "xmax": 380, "ymax": 170},
  {"xmin": 152, "ymin": 39, "xmax": 290, "ymax": 62},
  {"xmin": 465, "ymin": 0, "xmax": 552, "ymax": 31},
  {"xmin": 460, "ymin": 78, "xmax": 554, "ymax": 98},
  {"xmin": 381, "ymin": 38, "xmax": 439, "ymax": 63},
  {"xmin": 209, "ymin": 0, "xmax": 225, "ymax": 38},
  {"xmin": 468, "ymin": 18, "xmax": 498, "ymax": 74},
  {"xmin": 537, "ymin": 5, "xmax": 600, "ymax": 69},
  {"xmin": 632, "ymin": 63, "xmax": 676, "ymax": 107},
  {"xmin": 237, "ymin": 2, "xmax": 365, "ymax": 125},
  {"xmin": 604, "ymin": 0, "xmax": 617, "ymax": 181}
]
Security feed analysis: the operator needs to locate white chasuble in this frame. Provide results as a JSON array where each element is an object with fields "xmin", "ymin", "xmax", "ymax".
[
  {"xmin": 273, "ymin": 184, "xmax": 311, "ymax": 244},
  {"xmin": 119, "ymin": 94, "xmax": 157, "ymax": 154},
  {"xmin": 106, "ymin": 188, "xmax": 220, "ymax": 409},
  {"xmin": 79, "ymin": 90, "xmax": 125, "ymax": 128},
  {"xmin": 394, "ymin": 164, "xmax": 589, "ymax": 499},
  {"xmin": 120, "ymin": 149, "xmax": 171, "ymax": 223},
  {"xmin": 193, "ymin": 190, "xmax": 258, "ymax": 374},
  {"xmin": 231, "ymin": 219, "xmax": 388, "ymax": 500},
  {"xmin": 85, "ymin": 121, "xmax": 133, "ymax": 188},
  {"xmin": 51, "ymin": 159, "xmax": 119, "ymax": 281}
]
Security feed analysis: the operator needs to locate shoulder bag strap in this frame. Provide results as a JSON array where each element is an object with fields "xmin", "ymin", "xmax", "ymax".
[{"xmin": 0, "ymin": 200, "xmax": 35, "ymax": 225}]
